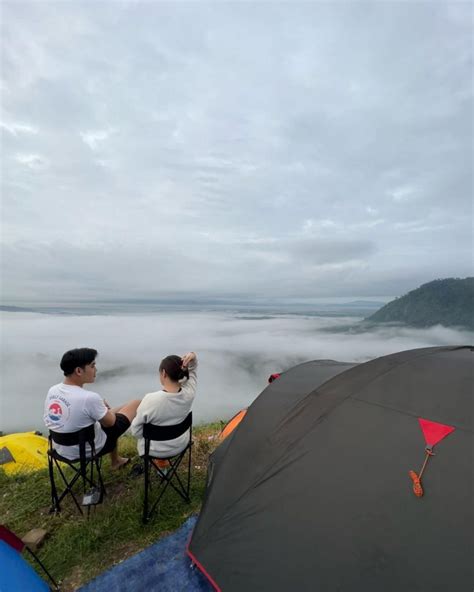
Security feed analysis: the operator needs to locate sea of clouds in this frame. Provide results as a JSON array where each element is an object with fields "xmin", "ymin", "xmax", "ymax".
[{"xmin": 1, "ymin": 310, "xmax": 472, "ymax": 433}]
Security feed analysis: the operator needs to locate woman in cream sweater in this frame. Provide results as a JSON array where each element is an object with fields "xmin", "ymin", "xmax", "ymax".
[{"xmin": 131, "ymin": 351, "xmax": 197, "ymax": 458}]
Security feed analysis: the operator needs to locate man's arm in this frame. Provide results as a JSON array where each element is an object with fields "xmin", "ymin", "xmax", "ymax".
[
  {"xmin": 87, "ymin": 392, "xmax": 112, "ymax": 427},
  {"xmin": 99, "ymin": 409, "xmax": 117, "ymax": 428}
]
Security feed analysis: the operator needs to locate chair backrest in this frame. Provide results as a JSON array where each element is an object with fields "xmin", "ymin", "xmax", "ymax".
[
  {"xmin": 49, "ymin": 424, "xmax": 96, "ymax": 447},
  {"xmin": 49, "ymin": 424, "xmax": 97, "ymax": 480},
  {"xmin": 143, "ymin": 412, "xmax": 192, "ymax": 442}
]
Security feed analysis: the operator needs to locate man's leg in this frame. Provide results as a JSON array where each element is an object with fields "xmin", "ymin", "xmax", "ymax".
[
  {"xmin": 109, "ymin": 399, "xmax": 141, "ymax": 469},
  {"xmin": 110, "ymin": 399, "xmax": 141, "ymax": 419},
  {"xmin": 110, "ymin": 449, "xmax": 129, "ymax": 469}
]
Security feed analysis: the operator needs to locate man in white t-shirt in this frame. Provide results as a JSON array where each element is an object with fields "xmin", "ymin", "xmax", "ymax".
[{"xmin": 44, "ymin": 348, "xmax": 141, "ymax": 468}]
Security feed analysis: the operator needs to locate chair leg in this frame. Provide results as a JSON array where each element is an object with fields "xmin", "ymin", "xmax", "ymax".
[
  {"xmin": 146, "ymin": 475, "xmax": 169, "ymax": 520},
  {"xmin": 165, "ymin": 448, "xmax": 191, "ymax": 502},
  {"xmin": 54, "ymin": 461, "xmax": 84, "ymax": 515},
  {"xmin": 96, "ymin": 458, "xmax": 106, "ymax": 501},
  {"xmin": 48, "ymin": 456, "xmax": 60, "ymax": 514},
  {"xmin": 143, "ymin": 456, "xmax": 150, "ymax": 524},
  {"xmin": 52, "ymin": 456, "xmax": 108, "ymax": 516},
  {"xmin": 82, "ymin": 458, "xmax": 106, "ymax": 518},
  {"xmin": 144, "ymin": 448, "xmax": 193, "ymax": 523},
  {"xmin": 186, "ymin": 443, "xmax": 192, "ymax": 499},
  {"xmin": 168, "ymin": 462, "xmax": 189, "ymax": 502},
  {"xmin": 51, "ymin": 457, "xmax": 83, "ymax": 513},
  {"xmin": 146, "ymin": 459, "xmax": 179, "ymax": 521}
]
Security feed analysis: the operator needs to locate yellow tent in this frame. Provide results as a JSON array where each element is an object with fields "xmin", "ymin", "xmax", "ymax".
[{"xmin": 0, "ymin": 432, "xmax": 48, "ymax": 476}]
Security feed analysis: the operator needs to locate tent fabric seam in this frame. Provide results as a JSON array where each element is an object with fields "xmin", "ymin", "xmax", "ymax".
[
  {"xmin": 350, "ymin": 395, "xmax": 473, "ymax": 434},
  {"xmin": 339, "ymin": 346, "xmax": 458, "ymax": 403}
]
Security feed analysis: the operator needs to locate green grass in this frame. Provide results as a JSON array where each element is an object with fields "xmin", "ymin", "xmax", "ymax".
[{"xmin": 0, "ymin": 422, "xmax": 224, "ymax": 591}]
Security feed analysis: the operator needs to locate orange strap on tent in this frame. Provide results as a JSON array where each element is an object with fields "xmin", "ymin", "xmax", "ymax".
[{"xmin": 409, "ymin": 447, "xmax": 434, "ymax": 497}]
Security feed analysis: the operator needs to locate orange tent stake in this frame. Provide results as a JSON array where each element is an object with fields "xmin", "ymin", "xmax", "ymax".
[{"xmin": 409, "ymin": 447, "xmax": 434, "ymax": 497}]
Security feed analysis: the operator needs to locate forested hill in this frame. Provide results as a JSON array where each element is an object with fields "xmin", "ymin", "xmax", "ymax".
[{"xmin": 366, "ymin": 278, "xmax": 474, "ymax": 330}]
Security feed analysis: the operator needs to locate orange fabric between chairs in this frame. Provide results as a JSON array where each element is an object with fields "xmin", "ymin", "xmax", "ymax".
[{"xmin": 152, "ymin": 459, "xmax": 170, "ymax": 469}]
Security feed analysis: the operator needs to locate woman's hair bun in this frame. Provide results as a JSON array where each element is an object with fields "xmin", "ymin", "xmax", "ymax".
[
  {"xmin": 160, "ymin": 354, "xmax": 189, "ymax": 382},
  {"xmin": 179, "ymin": 365, "xmax": 190, "ymax": 380}
]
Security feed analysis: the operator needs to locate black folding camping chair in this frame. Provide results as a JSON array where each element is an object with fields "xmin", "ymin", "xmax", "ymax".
[
  {"xmin": 48, "ymin": 424, "xmax": 106, "ymax": 515},
  {"xmin": 142, "ymin": 412, "xmax": 193, "ymax": 524}
]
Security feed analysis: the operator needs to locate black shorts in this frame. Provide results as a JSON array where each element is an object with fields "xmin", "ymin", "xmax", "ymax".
[{"xmin": 98, "ymin": 413, "xmax": 131, "ymax": 456}]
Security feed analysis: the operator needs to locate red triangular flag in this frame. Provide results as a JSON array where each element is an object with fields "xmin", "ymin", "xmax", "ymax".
[{"xmin": 418, "ymin": 418, "xmax": 455, "ymax": 448}]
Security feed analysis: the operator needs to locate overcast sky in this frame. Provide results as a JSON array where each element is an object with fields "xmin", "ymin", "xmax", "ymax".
[{"xmin": 1, "ymin": 1, "xmax": 472, "ymax": 302}]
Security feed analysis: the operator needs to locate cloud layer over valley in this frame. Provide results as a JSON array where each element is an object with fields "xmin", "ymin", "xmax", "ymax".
[{"xmin": 2, "ymin": 310, "xmax": 471, "ymax": 433}]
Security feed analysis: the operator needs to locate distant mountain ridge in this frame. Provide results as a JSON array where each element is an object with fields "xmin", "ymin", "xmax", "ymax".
[{"xmin": 366, "ymin": 278, "xmax": 474, "ymax": 330}]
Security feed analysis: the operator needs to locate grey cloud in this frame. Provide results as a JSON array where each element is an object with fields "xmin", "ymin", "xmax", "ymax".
[
  {"xmin": 3, "ymin": 233, "xmax": 464, "ymax": 302},
  {"xmin": 244, "ymin": 236, "xmax": 376, "ymax": 265},
  {"xmin": 289, "ymin": 238, "xmax": 376, "ymax": 264},
  {"xmin": 1, "ymin": 1, "xmax": 472, "ymax": 301}
]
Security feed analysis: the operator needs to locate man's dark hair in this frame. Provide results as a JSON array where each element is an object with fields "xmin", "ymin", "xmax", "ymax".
[
  {"xmin": 159, "ymin": 355, "xmax": 189, "ymax": 382},
  {"xmin": 60, "ymin": 348, "xmax": 98, "ymax": 376}
]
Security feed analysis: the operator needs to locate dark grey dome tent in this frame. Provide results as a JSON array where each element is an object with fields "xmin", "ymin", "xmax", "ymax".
[{"xmin": 188, "ymin": 346, "xmax": 473, "ymax": 591}]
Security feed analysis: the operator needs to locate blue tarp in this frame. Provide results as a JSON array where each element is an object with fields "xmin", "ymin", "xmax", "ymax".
[
  {"xmin": 79, "ymin": 516, "xmax": 213, "ymax": 592},
  {"xmin": 0, "ymin": 540, "xmax": 49, "ymax": 592}
]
